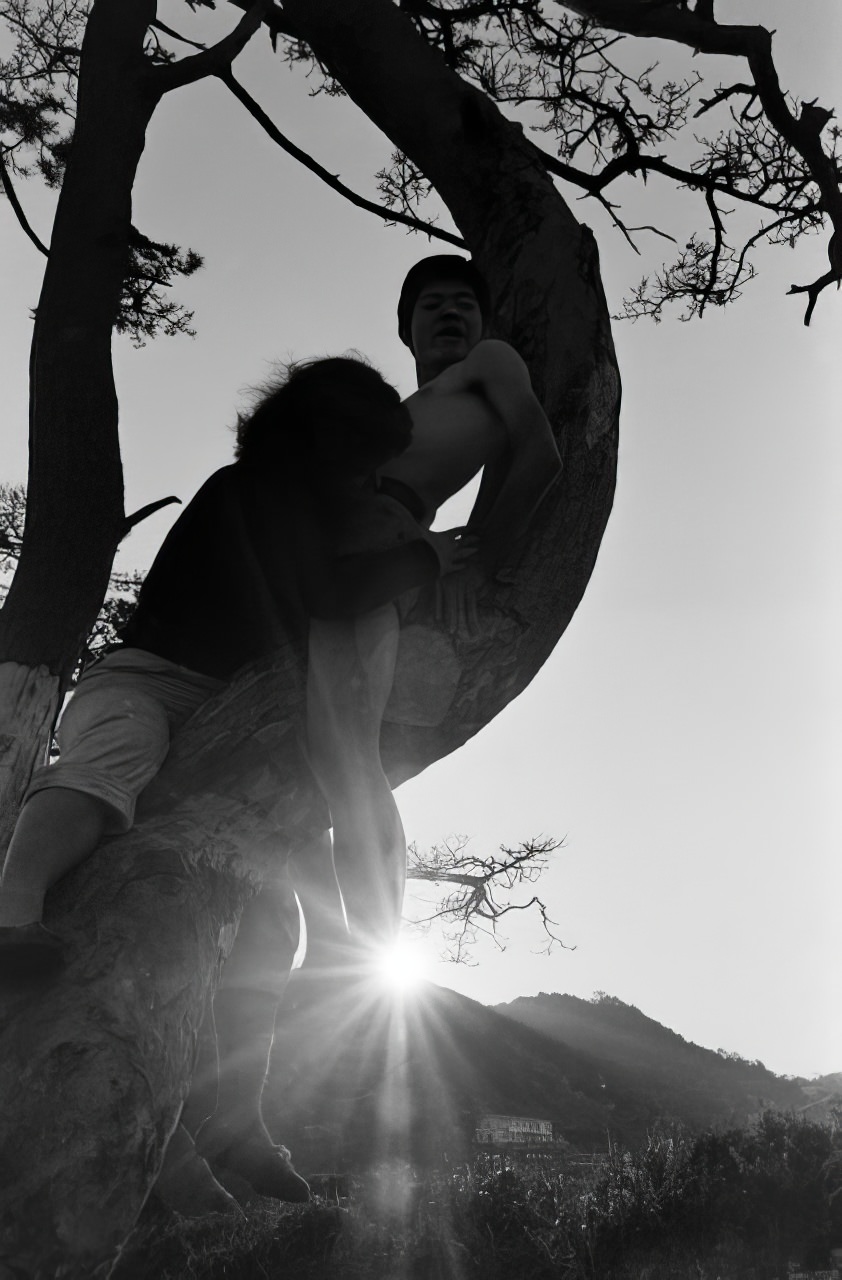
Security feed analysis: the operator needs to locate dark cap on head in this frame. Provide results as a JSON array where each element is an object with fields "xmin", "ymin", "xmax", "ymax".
[{"xmin": 397, "ymin": 255, "xmax": 490, "ymax": 350}]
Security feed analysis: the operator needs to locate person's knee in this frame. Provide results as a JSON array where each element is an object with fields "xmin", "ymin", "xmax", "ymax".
[
  {"xmin": 42, "ymin": 686, "xmax": 172, "ymax": 832},
  {"xmin": 10, "ymin": 784, "xmax": 115, "ymax": 850},
  {"xmin": 58, "ymin": 687, "xmax": 171, "ymax": 770}
]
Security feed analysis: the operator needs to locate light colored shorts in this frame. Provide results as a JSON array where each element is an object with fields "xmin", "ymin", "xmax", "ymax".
[{"xmin": 25, "ymin": 648, "xmax": 224, "ymax": 833}]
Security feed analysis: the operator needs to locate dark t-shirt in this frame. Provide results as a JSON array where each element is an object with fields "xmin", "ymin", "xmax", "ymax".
[{"xmin": 119, "ymin": 464, "xmax": 438, "ymax": 678}]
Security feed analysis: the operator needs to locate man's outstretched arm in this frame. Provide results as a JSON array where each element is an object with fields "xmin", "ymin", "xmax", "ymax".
[{"xmin": 466, "ymin": 340, "xmax": 562, "ymax": 565}]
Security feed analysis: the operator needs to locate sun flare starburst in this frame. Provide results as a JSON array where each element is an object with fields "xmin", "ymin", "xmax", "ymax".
[{"xmin": 375, "ymin": 938, "xmax": 427, "ymax": 993}]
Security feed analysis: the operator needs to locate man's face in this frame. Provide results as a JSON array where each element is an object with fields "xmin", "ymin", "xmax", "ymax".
[{"xmin": 409, "ymin": 279, "xmax": 484, "ymax": 368}]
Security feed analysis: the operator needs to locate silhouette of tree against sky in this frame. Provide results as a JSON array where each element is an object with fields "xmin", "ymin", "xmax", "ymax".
[
  {"xmin": 407, "ymin": 833, "xmax": 567, "ymax": 962},
  {"xmin": 4, "ymin": 0, "xmax": 839, "ymax": 331},
  {"xmin": 0, "ymin": 2, "xmax": 838, "ymax": 1273}
]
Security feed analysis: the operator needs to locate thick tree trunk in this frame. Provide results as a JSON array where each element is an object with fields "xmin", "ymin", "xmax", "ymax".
[
  {"xmin": 0, "ymin": 1, "xmax": 619, "ymax": 1274},
  {"xmin": 0, "ymin": 0, "xmax": 159, "ymax": 680},
  {"xmin": 0, "ymin": 663, "xmax": 61, "ymax": 854}
]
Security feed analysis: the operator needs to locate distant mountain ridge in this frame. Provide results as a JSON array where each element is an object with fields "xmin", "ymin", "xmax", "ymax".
[
  {"xmin": 264, "ymin": 982, "xmax": 840, "ymax": 1171},
  {"xmin": 492, "ymin": 992, "xmax": 840, "ymax": 1132}
]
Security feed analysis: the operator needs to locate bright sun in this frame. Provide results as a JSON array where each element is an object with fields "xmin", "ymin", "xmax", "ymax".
[{"xmin": 375, "ymin": 938, "xmax": 427, "ymax": 993}]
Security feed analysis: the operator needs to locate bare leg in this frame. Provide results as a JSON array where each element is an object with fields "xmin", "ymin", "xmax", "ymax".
[
  {"xmin": 330, "ymin": 768, "xmax": 405, "ymax": 947},
  {"xmin": 306, "ymin": 605, "xmax": 405, "ymax": 950},
  {"xmin": 193, "ymin": 878, "xmax": 310, "ymax": 1203},
  {"xmin": 0, "ymin": 788, "xmax": 109, "ymax": 927},
  {"xmin": 289, "ymin": 830, "xmax": 349, "ymax": 972},
  {"xmin": 153, "ymin": 1122, "xmax": 242, "ymax": 1219},
  {"xmin": 0, "ymin": 788, "xmax": 111, "ymax": 974},
  {"xmin": 0, "ymin": 655, "xmax": 179, "ymax": 969}
]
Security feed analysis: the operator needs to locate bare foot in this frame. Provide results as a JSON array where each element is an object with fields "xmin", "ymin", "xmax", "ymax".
[
  {"xmin": 196, "ymin": 1120, "xmax": 310, "ymax": 1204},
  {"xmin": 154, "ymin": 1124, "xmax": 244, "ymax": 1219}
]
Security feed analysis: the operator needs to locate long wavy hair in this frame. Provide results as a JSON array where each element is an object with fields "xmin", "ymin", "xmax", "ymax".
[{"xmin": 234, "ymin": 354, "xmax": 412, "ymax": 477}]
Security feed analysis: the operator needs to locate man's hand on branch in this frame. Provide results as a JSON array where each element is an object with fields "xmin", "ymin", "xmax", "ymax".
[
  {"xmin": 434, "ymin": 558, "xmax": 489, "ymax": 636},
  {"xmin": 422, "ymin": 527, "xmax": 485, "ymax": 635},
  {"xmin": 425, "ymin": 527, "xmax": 478, "ymax": 576}
]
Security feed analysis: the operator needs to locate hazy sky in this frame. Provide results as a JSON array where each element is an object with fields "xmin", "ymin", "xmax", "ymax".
[{"xmin": 2, "ymin": 1, "xmax": 840, "ymax": 1078}]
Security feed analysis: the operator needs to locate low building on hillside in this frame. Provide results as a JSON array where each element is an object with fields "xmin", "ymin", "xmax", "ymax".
[{"xmin": 474, "ymin": 1114, "xmax": 557, "ymax": 1148}]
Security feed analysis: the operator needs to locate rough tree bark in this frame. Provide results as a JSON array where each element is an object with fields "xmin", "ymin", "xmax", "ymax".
[
  {"xmin": 0, "ymin": 1, "xmax": 619, "ymax": 1274},
  {"xmin": 0, "ymin": 0, "xmax": 159, "ymax": 855}
]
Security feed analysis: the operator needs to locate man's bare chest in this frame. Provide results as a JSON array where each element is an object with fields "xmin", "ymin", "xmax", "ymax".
[
  {"xmin": 378, "ymin": 385, "xmax": 504, "ymax": 518},
  {"xmin": 394, "ymin": 382, "xmax": 505, "ymax": 484}
]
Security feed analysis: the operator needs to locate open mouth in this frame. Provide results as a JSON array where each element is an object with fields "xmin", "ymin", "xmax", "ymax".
[{"xmin": 436, "ymin": 327, "xmax": 464, "ymax": 339}]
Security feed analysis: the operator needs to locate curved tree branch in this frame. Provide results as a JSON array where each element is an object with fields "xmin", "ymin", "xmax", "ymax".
[
  {"xmin": 218, "ymin": 68, "xmax": 466, "ymax": 248},
  {"xmin": 0, "ymin": 151, "xmax": 49, "ymax": 256}
]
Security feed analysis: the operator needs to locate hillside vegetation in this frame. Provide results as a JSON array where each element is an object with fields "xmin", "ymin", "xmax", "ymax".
[
  {"xmin": 110, "ymin": 989, "xmax": 842, "ymax": 1276},
  {"xmin": 114, "ymin": 1112, "xmax": 842, "ymax": 1279}
]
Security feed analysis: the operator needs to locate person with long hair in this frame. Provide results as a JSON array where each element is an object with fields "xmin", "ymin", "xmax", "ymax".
[{"xmin": 0, "ymin": 353, "xmax": 473, "ymax": 1208}]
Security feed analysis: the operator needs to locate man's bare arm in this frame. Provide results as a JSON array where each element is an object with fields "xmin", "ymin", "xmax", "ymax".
[{"xmin": 464, "ymin": 340, "xmax": 561, "ymax": 564}]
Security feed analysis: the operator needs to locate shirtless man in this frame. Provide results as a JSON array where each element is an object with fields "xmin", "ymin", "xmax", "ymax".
[
  {"xmin": 294, "ymin": 255, "xmax": 561, "ymax": 972},
  {"xmin": 191, "ymin": 257, "xmax": 562, "ymax": 1208},
  {"xmin": 386, "ymin": 254, "xmax": 560, "ymax": 554}
]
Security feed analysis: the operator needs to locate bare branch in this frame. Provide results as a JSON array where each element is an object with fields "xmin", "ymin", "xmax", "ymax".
[
  {"xmin": 225, "ymin": 0, "xmax": 302, "ymax": 47},
  {"xmin": 695, "ymin": 82, "xmax": 756, "ymax": 120},
  {"xmin": 0, "ymin": 485, "xmax": 145, "ymax": 676},
  {"xmin": 217, "ymin": 69, "xmax": 466, "ymax": 248},
  {"xmin": 788, "ymin": 268, "xmax": 839, "ymax": 328},
  {"xmin": 727, "ymin": 211, "xmax": 799, "ymax": 305},
  {"xmin": 595, "ymin": 192, "xmax": 642, "ymax": 253},
  {"xmin": 626, "ymin": 223, "xmax": 679, "ymax": 245},
  {"xmin": 0, "ymin": 150, "xmax": 49, "ymax": 256},
  {"xmin": 122, "ymin": 496, "xmax": 182, "ymax": 536},
  {"xmin": 405, "ymin": 836, "xmax": 570, "ymax": 964},
  {"xmin": 393, "ymin": 0, "xmax": 838, "ymax": 320},
  {"xmin": 526, "ymin": 135, "xmax": 810, "ymax": 218},
  {"xmin": 149, "ymin": 20, "xmax": 207, "ymax": 53},
  {"xmin": 557, "ymin": 1, "xmax": 842, "ymax": 314},
  {"xmin": 217, "ymin": 0, "xmax": 838, "ymax": 321},
  {"xmin": 699, "ymin": 185, "xmax": 725, "ymax": 315},
  {"xmin": 154, "ymin": 0, "xmax": 272, "ymax": 92}
]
